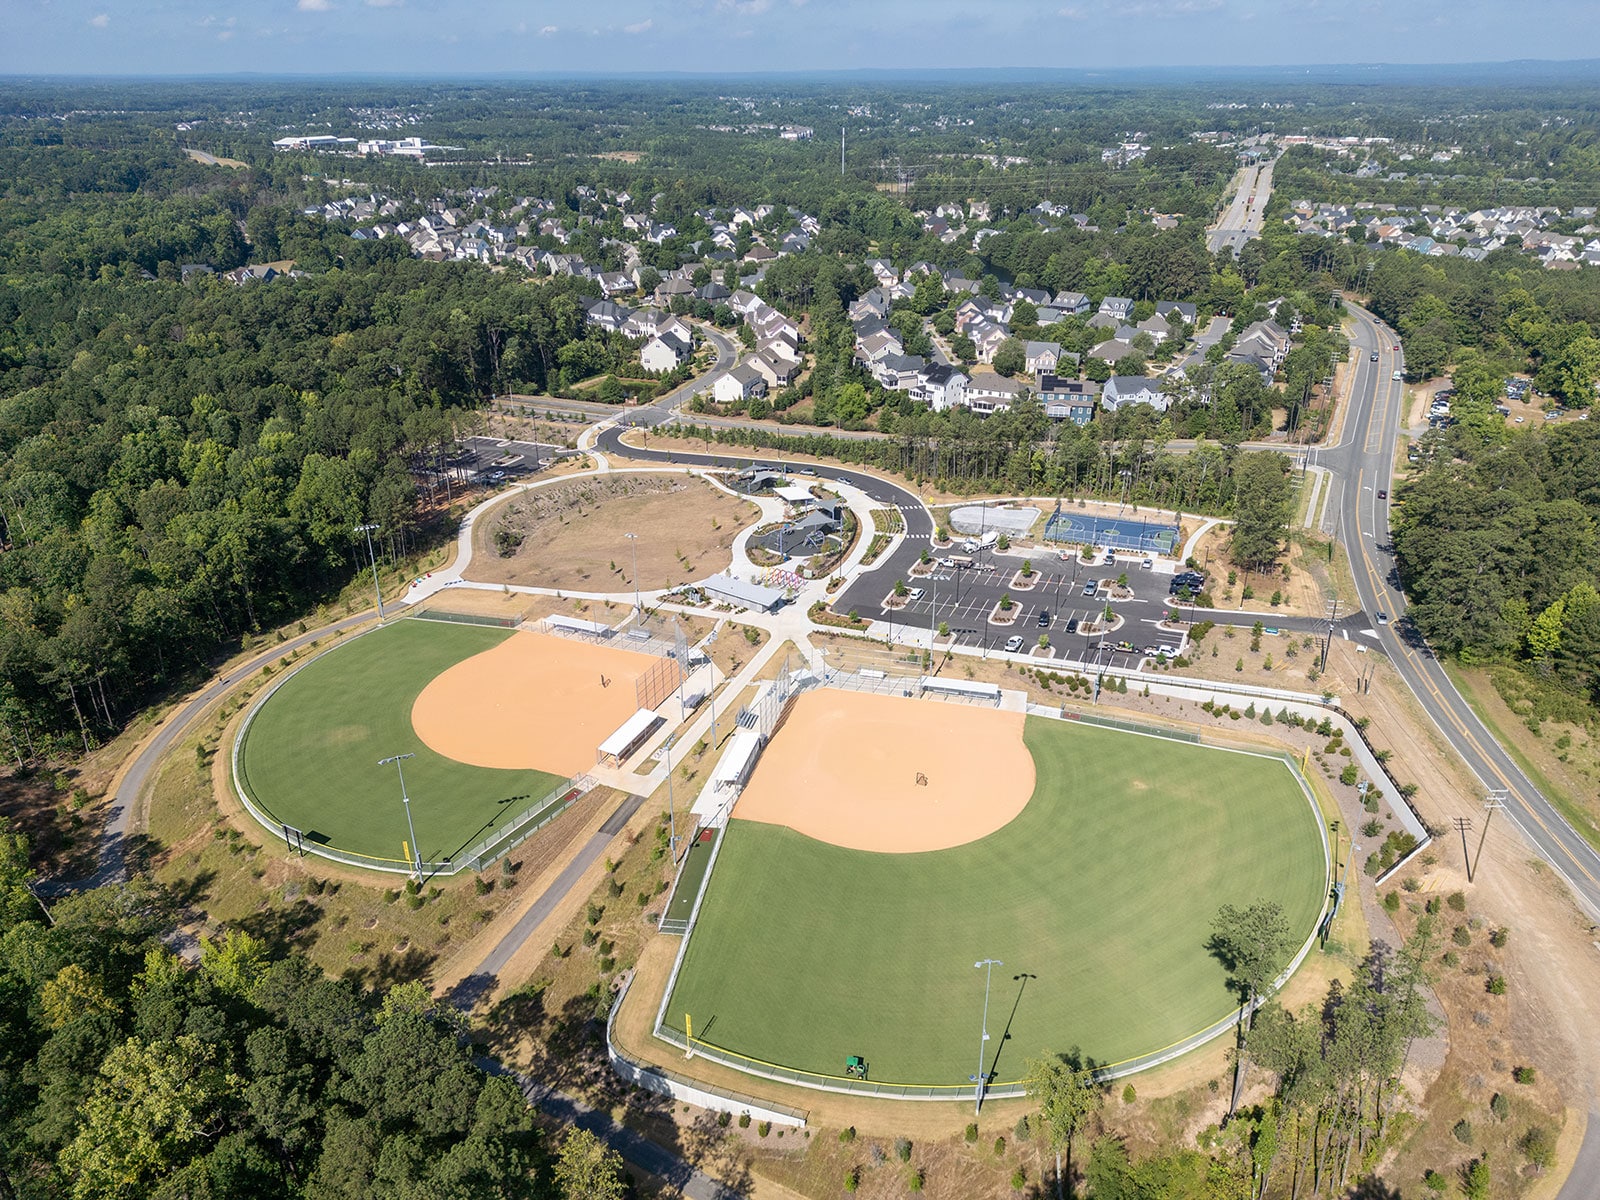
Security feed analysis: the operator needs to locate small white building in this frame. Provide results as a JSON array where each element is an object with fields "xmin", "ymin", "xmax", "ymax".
[{"xmin": 712, "ymin": 363, "xmax": 768, "ymax": 406}]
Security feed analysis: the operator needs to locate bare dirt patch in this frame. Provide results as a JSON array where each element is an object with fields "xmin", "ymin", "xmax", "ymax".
[
  {"xmin": 469, "ymin": 473, "xmax": 757, "ymax": 593},
  {"xmin": 412, "ymin": 630, "xmax": 667, "ymax": 775},
  {"xmin": 731, "ymin": 690, "xmax": 1033, "ymax": 853}
]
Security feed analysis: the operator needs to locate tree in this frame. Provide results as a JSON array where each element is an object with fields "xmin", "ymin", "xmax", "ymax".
[
  {"xmin": 1229, "ymin": 452, "xmax": 1293, "ymax": 571},
  {"xmin": 1210, "ymin": 899, "xmax": 1293, "ymax": 1116},
  {"xmin": 553, "ymin": 1128, "xmax": 627, "ymax": 1200},
  {"xmin": 1024, "ymin": 1052, "xmax": 1103, "ymax": 1200},
  {"xmin": 994, "ymin": 339, "xmax": 1026, "ymax": 378}
]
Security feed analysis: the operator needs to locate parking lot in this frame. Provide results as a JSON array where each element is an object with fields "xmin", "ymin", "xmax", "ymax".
[
  {"xmin": 857, "ymin": 547, "xmax": 1194, "ymax": 672},
  {"xmin": 460, "ymin": 435, "xmax": 565, "ymax": 480}
]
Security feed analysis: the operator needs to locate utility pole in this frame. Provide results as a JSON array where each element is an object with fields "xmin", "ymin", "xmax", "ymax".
[
  {"xmin": 1452, "ymin": 815, "xmax": 1474, "ymax": 875},
  {"xmin": 1470, "ymin": 791, "xmax": 1509, "ymax": 882},
  {"xmin": 625, "ymin": 531, "xmax": 641, "ymax": 616},
  {"xmin": 1320, "ymin": 598, "xmax": 1339, "ymax": 672},
  {"xmin": 354, "ymin": 523, "xmax": 384, "ymax": 619}
]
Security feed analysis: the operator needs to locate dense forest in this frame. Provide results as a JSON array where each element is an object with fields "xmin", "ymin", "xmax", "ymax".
[{"xmin": 0, "ymin": 823, "xmax": 627, "ymax": 1199}]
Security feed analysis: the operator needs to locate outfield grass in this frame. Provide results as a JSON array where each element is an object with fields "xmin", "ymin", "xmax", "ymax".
[
  {"xmin": 663, "ymin": 717, "xmax": 1327, "ymax": 1085},
  {"xmin": 239, "ymin": 622, "xmax": 565, "ymax": 865}
]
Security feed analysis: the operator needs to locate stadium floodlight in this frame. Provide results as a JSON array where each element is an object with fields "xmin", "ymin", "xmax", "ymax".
[
  {"xmin": 971, "ymin": 957, "xmax": 1003, "ymax": 1115},
  {"xmin": 354, "ymin": 524, "xmax": 383, "ymax": 619},
  {"xmin": 378, "ymin": 753, "xmax": 423, "ymax": 882},
  {"xmin": 625, "ymin": 532, "xmax": 641, "ymax": 615}
]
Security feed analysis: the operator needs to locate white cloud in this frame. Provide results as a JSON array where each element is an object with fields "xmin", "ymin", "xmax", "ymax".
[
  {"xmin": 297, "ymin": 0, "xmax": 333, "ymax": 11},
  {"xmin": 218, "ymin": 30, "xmax": 234, "ymax": 40},
  {"xmin": 540, "ymin": 24, "xmax": 559, "ymax": 35},
  {"xmin": 623, "ymin": 17, "xmax": 653, "ymax": 33},
  {"xmin": 717, "ymin": 0, "xmax": 773, "ymax": 13},
  {"xmin": 1059, "ymin": 4, "xmax": 1086, "ymax": 16},
  {"xmin": 366, "ymin": 0, "xmax": 403, "ymax": 7},
  {"xmin": 89, "ymin": 13, "xmax": 110, "ymax": 27}
]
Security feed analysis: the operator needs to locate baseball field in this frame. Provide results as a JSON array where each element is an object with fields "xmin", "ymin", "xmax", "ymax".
[
  {"xmin": 237, "ymin": 619, "xmax": 660, "ymax": 866},
  {"xmin": 662, "ymin": 703, "xmax": 1327, "ymax": 1085}
]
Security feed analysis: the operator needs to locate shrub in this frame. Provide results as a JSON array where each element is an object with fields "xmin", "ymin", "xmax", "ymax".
[
  {"xmin": 1452, "ymin": 1118, "xmax": 1473, "ymax": 1145},
  {"xmin": 474, "ymin": 875, "xmax": 494, "ymax": 896},
  {"xmin": 844, "ymin": 1167, "xmax": 860, "ymax": 1193},
  {"xmin": 586, "ymin": 902, "xmax": 604, "ymax": 925},
  {"xmin": 1383, "ymin": 891, "xmax": 1401, "ymax": 913},
  {"xmin": 964, "ymin": 1123, "xmax": 978, "ymax": 1144},
  {"xmin": 582, "ymin": 927, "xmax": 599, "ymax": 947},
  {"xmin": 717, "ymin": 1111, "xmax": 731, "ymax": 1128},
  {"xmin": 993, "ymin": 1136, "xmax": 1006, "ymax": 1156},
  {"xmin": 1422, "ymin": 1169, "xmax": 1448, "ymax": 1193},
  {"xmin": 1123, "ymin": 1083, "xmax": 1137, "ymax": 1104},
  {"xmin": 1452, "ymin": 925, "xmax": 1472, "ymax": 947},
  {"xmin": 551, "ymin": 941, "xmax": 568, "ymax": 958},
  {"xmin": 1013, "ymin": 1115, "xmax": 1031, "ymax": 1142},
  {"xmin": 1424, "ymin": 896, "xmax": 1441, "ymax": 913},
  {"xmin": 1461, "ymin": 1157, "xmax": 1490, "ymax": 1200},
  {"xmin": 1011, "ymin": 1167, "xmax": 1027, "ymax": 1191},
  {"xmin": 1514, "ymin": 1065, "xmax": 1537, "ymax": 1084},
  {"xmin": 1490, "ymin": 1091, "xmax": 1510, "ymax": 1120},
  {"xmin": 895, "ymin": 1137, "xmax": 913, "ymax": 1162},
  {"xmin": 908, "ymin": 1168, "xmax": 925, "ymax": 1192},
  {"xmin": 1340, "ymin": 764, "xmax": 1360, "ymax": 786},
  {"xmin": 1489, "ymin": 927, "xmax": 1509, "ymax": 947},
  {"xmin": 1486, "ymin": 974, "xmax": 1507, "ymax": 995},
  {"xmin": 1442, "ymin": 950, "xmax": 1459, "ymax": 967},
  {"xmin": 758, "ymin": 1121, "xmax": 771, "ymax": 1138},
  {"xmin": 1447, "ymin": 891, "xmax": 1467, "ymax": 911},
  {"xmin": 839, "ymin": 1126, "xmax": 856, "ymax": 1144},
  {"xmin": 1270, "ymin": 589, "xmax": 1282, "ymax": 606},
  {"xmin": 738, "ymin": 1113, "xmax": 751, "ymax": 1128}
]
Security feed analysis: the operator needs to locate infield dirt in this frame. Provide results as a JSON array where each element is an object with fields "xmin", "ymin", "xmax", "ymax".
[
  {"xmin": 730, "ymin": 689, "xmax": 1034, "ymax": 853},
  {"xmin": 412, "ymin": 630, "xmax": 666, "ymax": 775}
]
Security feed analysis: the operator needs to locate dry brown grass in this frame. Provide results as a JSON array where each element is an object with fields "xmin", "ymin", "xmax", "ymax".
[{"xmin": 468, "ymin": 473, "xmax": 756, "ymax": 593}]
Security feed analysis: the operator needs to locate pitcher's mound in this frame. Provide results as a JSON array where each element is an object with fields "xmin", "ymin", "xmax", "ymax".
[{"xmin": 732, "ymin": 689, "xmax": 1034, "ymax": 853}]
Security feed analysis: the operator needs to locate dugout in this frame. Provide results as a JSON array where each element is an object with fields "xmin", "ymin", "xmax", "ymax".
[{"xmin": 598, "ymin": 708, "xmax": 665, "ymax": 766}]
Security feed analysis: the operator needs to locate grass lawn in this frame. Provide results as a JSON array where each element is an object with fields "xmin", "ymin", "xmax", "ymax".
[
  {"xmin": 663, "ymin": 717, "xmax": 1327, "ymax": 1085},
  {"xmin": 239, "ymin": 621, "xmax": 565, "ymax": 866}
]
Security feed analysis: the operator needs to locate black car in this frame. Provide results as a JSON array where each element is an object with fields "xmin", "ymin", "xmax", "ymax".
[
  {"xmin": 1066, "ymin": 617, "xmax": 1080, "ymax": 633},
  {"xmin": 1037, "ymin": 610, "xmax": 1051, "ymax": 628}
]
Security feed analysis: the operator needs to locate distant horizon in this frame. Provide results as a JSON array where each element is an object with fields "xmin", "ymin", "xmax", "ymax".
[
  {"xmin": 6, "ymin": 57, "xmax": 1600, "ymax": 80},
  {"xmin": 8, "ymin": 0, "xmax": 1600, "ymax": 79}
]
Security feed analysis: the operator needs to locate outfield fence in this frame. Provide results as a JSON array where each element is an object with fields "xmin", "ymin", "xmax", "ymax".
[
  {"xmin": 641, "ymin": 707, "xmax": 1335, "ymax": 1103},
  {"xmin": 231, "ymin": 628, "xmax": 595, "ymax": 877}
]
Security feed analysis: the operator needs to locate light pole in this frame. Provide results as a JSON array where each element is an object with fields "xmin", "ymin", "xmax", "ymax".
[
  {"xmin": 971, "ymin": 957, "xmax": 1003, "ymax": 1115},
  {"xmin": 355, "ymin": 523, "xmax": 383, "ymax": 619},
  {"xmin": 663, "ymin": 732, "xmax": 680, "ymax": 863},
  {"xmin": 625, "ymin": 531, "xmax": 641, "ymax": 615},
  {"xmin": 378, "ymin": 753, "xmax": 423, "ymax": 882}
]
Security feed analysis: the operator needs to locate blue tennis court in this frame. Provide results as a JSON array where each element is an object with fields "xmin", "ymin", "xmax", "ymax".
[{"xmin": 1043, "ymin": 512, "xmax": 1180, "ymax": 555}]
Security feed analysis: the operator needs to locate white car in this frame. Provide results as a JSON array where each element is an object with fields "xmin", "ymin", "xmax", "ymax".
[
  {"xmin": 908, "ymin": 587, "xmax": 925, "ymax": 602},
  {"xmin": 1004, "ymin": 635, "xmax": 1025, "ymax": 653}
]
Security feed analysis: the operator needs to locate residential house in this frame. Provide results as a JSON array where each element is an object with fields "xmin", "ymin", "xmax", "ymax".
[
  {"xmin": 758, "ymin": 332, "xmax": 802, "ymax": 363},
  {"xmin": 856, "ymin": 329, "xmax": 904, "ymax": 364},
  {"xmin": 970, "ymin": 322, "xmax": 1010, "ymax": 365},
  {"xmin": 1134, "ymin": 316, "xmax": 1172, "ymax": 345},
  {"xmin": 964, "ymin": 374, "xmax": 1027, "ymax": 416},
  {"xmin": 598, "ymin": 272, "xmax": 636, "ymax": 298},
  {"xmin": 1102, "ymin": 375, "xmax": 1170, "ymax": 413},
  {"xmin": 1036, "ymin": 375, "xmax": 1100, "ymax": 425},
  {"xmin": 1025, "ymin": 341, "xmax": 1063, "ymax": 375},
  {"xmin": 1155, "ymin": 301, "xmax": 1198, "ymax": 325},
  {"xmin": 912, "ymin": 363, "xmax": 968, "ymax": 412},
  {"xmin": 873, "ymin": 353, "xmax": 927, "ymax": 392},
  {"xmin": 581, "ymin": 298, "xmax": 633, "ymax": 332},
  {"xmin": 1229, "ymin": 319, "xmax": 1291, "ymax": 374},
  {"xmin": 1088, "ymin": 338, "xmax": 1135, "ymax": 364},
  {"xmin": 1053, "ymin": 291, "xmax": 1093, "ymax": 316},
  {"xmin": 1098, "ymin": 296, "xmax": 1135, "ymax": 321},
  {"xmin": 749, "ymin": 350, "xmax": 800, "ymax": 390},
  {"xmin": 640, "ymin": 331, "xmax": 693, "ymax": 373},
  {"xmin": 712, "ymin": 363, "xmax": 769, "ymax": 406}
]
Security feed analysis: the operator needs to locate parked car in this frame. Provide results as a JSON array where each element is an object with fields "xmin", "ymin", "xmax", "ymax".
[
  {"xmin": 1066, "ymin": 617, "xmax": 1080, "ymax": 634},
  {"xmin": 1037, "ymin": 610, "xmax": 1051, "ymax": 628},
  {"xmin": 907, "ymin": 588, "xmax": 924, "ymax": 602},
  {"xmin": 1004, "ymin": 635, "xmax": 1025, "ymax": 653},
  {"xmin": 1141, "ymin": 558, "xmax": 1154, "ymax": 570},
  {"xmin": 1082, "ymin": 581, "xmax": 1098, "ymax": 597}
]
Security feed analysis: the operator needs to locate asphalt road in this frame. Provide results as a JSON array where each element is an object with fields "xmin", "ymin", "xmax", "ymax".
[
  {"xmin": 1331, "ymin": 304, "xmax": 1600, "ymax": 1197},
  {"xmin": 1208, "ymin": 155, "xmax": 1277, "ymax": 256}
]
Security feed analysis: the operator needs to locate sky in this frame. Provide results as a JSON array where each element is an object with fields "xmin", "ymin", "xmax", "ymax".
[{"xmin": 7, "ymin": 0, "xmax": 1600, "ymax": 77}]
